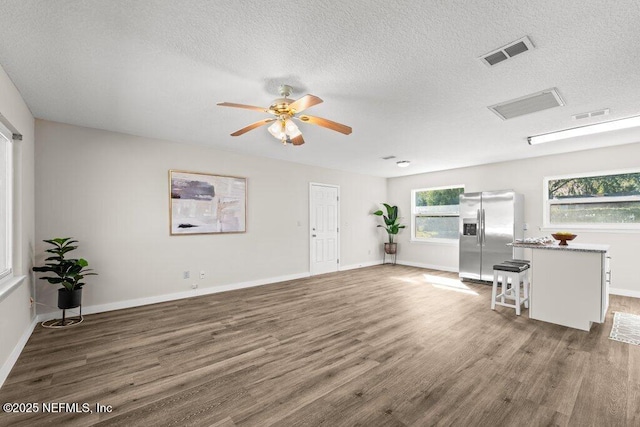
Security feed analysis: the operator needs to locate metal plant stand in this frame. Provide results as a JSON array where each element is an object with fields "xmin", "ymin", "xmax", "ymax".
[
  {"xmin": 41, "ymin": 305, "xmax": 84, "ymax": 328},
  {"xmin": 383, "ymin": 251, "xmax": 397, "ymax": 265},
  {"xmin": 383, "ymin": 243, "xmax": 398, "ymax": 265}
]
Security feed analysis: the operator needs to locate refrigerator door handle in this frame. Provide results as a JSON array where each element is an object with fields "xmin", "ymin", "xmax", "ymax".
[
  {"xmin": 481, "ymin": 209, "xmax": 486, "ymax": 246},
  {"xmin": 476, "ymin": 209, "xmax": 481, "ymax": 246}
]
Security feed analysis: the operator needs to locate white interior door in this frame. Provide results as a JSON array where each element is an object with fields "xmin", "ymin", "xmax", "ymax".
[{"xmin": 310, "ymin": 183, "xmax": 339, "ymax": 275}]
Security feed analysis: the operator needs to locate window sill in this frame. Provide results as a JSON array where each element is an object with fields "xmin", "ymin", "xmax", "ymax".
[
  {"xmin": 541, "ymin": 226, "xmax": 640, "ymax": 234},
  {"xmin": 410, "ymin": 239, "xmax": 459, "ymax": 246},
  {"xmin": 0, "ymin": 275, "xmax": 26, "ymax": 304}
]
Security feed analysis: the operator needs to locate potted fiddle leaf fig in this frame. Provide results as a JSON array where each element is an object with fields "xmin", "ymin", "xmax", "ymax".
[
  {"xmin": 372, "ymin": 203, "xmax": 405, "ymax": 254},
  {"xmin": 32, "ymin": 238, "xmax": 97, "ymax": 311}
]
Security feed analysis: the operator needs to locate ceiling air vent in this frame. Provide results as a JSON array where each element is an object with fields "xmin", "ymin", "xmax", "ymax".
[
  {"xmin": 479, "ymin": 36, "xmax": 535, "ymax": 67},
  {"xmin": 488, "ymin": 88, "xmax": 565, "ymax": 120},
  {"xmin": 381, "ymin": 155, "xmax": 396, "ymax": 160},
  {"xmin": 572, "ymin": 108, "xmax": 610, "ymax": 120}
]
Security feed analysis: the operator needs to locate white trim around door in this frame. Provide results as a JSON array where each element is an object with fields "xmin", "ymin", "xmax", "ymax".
[{"xmin": 309, "ymin": 183, "xmax": 340, "ymax": 275}]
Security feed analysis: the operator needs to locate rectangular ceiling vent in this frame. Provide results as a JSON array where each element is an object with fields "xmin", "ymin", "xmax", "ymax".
[
  {"xmin": 479, "ymin": 36, "xmax": 535, "ymax": 67},
  {"xmin": 572, "ymin": 108, "xmax": 610, "ymax": 120},
  {"xmin": 381, "ymin": 155, "xmax": 396, "ymax": 160},
  {"xmin": 488, "ymin": 88, "xmax": 565, "ymax": 120}
]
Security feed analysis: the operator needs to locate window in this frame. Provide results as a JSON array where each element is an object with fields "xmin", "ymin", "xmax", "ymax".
[
  {"xmin": 0, "ymin": 122, "xmax": 12, "ymax": 281},
  {"xmin": 411, "ymin": 185, "xmax": 464, "ymax": 242},
  {"xmin": 544, "ymin": 169, "xmax": 640, "ymax": 229}
]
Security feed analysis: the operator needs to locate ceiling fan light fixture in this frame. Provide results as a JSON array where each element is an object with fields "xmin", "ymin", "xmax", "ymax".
[{"xmin": 268, "ymin": 118, "xmax": 301, "ymax": 141}]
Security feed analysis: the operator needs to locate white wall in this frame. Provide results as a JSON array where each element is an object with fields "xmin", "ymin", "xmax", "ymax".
[
  {"xmin": 34, "ymin": 120, "xmax": 386, "ymax": 315},
  {"xmin": 0, "ymin": 64, "xmax": 36, "ymax": 386},
  {"xmin": 387, "ymin": 142, "xmax": 640, "ymax": 295}
]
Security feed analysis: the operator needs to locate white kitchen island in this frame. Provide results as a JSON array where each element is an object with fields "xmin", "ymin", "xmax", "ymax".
[{"xmin": 510, "ymin": 242, "xmax": 611, "ymax": 331}]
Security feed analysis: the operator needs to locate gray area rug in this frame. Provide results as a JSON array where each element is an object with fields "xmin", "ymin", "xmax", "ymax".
[{"xmin": 609, "ymin": 312, "xmax": 640, "ymax": 346}]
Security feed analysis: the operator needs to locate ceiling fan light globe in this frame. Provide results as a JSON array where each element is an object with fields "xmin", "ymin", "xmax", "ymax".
[
  {"xmin": 285, "ymin": 119, "xmax": 301, "ymax": 137},
  {"xmin": 268, "ymin": 121, "xmax": 285, "ymax": 139}
]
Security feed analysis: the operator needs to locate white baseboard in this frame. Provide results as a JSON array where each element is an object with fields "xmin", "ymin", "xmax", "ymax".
[
  {"xmin": 38, "ymin": 272, "xmax": 312, "ymax": 322},
  {"xmin": 395, "ymin": 260, "xmax": 458, "ymax": 273},
  {"xmin": 610, "ymin": 287, "xmax": 640, "ymax": 299},
  {"xmin": 32, "ymin": 266, "xmax": 640, "ymax": 321},
  {"xmin": 340, "ymin": 260, "xmax": 383, "ymax": 271},
  {"xmin": 0, "ymin": 316, "xmax": 38, "ymax": 389}
]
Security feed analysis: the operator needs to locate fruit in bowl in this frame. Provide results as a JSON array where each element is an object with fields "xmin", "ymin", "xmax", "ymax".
[{"xmin": 551, "ymin": 232, "xmax": 577, "ymax": 246}]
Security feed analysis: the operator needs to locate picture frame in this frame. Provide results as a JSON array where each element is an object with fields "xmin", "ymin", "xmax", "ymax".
[{"xmin": 169, "ymin": 170, "xmax": 247, "ymax": 235}]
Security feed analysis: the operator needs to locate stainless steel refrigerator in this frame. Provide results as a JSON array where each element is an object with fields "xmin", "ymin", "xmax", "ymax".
[{"xmin": 459, "ymin": 190, "xmax": 524, "ymax": 282}]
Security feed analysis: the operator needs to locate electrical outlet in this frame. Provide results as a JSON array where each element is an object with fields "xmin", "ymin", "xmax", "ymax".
[
  {"xmin": 200, "ymin": 271, "xmax": 205, "ymax": 280},
  {"xmin": 183, "ymin": 271, "xmax": 190, "ymax": 279},
  {"xmin": 191, "ymin": 284, "xmax": 198, "ymax": 290}
]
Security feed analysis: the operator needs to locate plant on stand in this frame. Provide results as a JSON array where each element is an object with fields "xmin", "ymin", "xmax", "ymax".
[
  {"xmin": 372, "ymin": 203, "xmax": 405, "ymax": 255},
  {"xmin": 32, "ymin": 238, "xmax": 97, "ymax": 326}
]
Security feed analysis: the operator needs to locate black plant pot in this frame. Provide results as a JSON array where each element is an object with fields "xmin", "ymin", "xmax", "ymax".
[{"xmin": 58, "ymin": 288, "xmax": 82, "ymax": 309}]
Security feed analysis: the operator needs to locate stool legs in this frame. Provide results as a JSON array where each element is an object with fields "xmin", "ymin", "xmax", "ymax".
[
  {"xmin": 491, "ymin": 268, "xmax": 529, "ymax": 316},
  {"xmin": 514, "ymin": 273, "xmax": 521, "ymax": 316},
  {"xmin": 491, "ymin": 274, "xmax": 498, "ymax": 310}
]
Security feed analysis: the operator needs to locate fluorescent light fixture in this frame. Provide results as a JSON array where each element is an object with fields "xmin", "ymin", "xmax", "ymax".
[
  {"xmin": 528, "ymin": 115, "xmax": 640, "ymax": 145},
  {"xmin": 396, "ymin": 160, "xmax": 411, "ymax": 168}
]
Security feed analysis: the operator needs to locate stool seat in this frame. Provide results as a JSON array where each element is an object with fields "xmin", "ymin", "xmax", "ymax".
[
  {"xmin": 491, "ymin": 260, "xmax": 530, "ymax": 316},
  {"xmin": 493, "ymin": 262, "xmax": 528, "ymax": 273}
]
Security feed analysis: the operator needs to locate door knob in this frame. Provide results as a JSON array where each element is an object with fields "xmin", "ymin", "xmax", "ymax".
[{"xmin": 312, "ymin": 234, "xmax": 316, "ymax": 237}]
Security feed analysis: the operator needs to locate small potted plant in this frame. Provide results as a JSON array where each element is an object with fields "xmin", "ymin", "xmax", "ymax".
[
  {"xmin": 32, "ymin": 238, "xmax": 97, "ymax": 313},
  {"xmin": 372, "ymin": 203, "xmax": 405, "ymax": 254}
]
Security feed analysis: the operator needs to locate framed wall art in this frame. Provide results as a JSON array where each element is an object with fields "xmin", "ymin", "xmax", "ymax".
[{"xmin": 169, "ymin": 170, "xmax": 247, "ymax": 235}]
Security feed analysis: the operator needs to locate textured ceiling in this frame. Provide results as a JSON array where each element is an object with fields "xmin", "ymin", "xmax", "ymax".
[{"xmin": 1, "ymin": 1, "xmax": 640, "ymax": 177}]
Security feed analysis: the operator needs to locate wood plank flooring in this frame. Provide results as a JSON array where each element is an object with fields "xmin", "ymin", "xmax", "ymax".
[{"xmin": 1, "ymin": 265, "xmax": 639, "ymax": 426}]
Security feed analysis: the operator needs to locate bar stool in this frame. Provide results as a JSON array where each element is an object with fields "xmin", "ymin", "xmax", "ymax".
[{"xmin": 491, "ymin": 260, "xmax": 530, "ymax": 316}]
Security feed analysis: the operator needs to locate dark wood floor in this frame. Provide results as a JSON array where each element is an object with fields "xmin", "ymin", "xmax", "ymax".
[{"xmin": 1, "ymin": 265, "xmax": 639, "ymax": 426}]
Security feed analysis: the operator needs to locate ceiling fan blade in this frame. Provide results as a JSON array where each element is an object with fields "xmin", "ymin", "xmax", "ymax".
[
  {"xmin": 218, "ymin": 102, "xmax": 271, "ymax": 114},
  {"xmin": 298, "ymin": 115, "xmax": 352, "ymax": 135},
  {"xmin": 230, "ymin": 118, "xmax": 276, "ymax": 136},
  {"xmin": 288, "ymin": 94, "xmax": 323, "ymax": 114},
  {"xmin": 291, "ymin": 134, "xmax": 305, "ymax": 146}
]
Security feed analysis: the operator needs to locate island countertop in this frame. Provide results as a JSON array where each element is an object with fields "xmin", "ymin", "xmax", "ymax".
[{"xmin": 509, "ymin": 241, "xmax": 610, "ymax": 253}]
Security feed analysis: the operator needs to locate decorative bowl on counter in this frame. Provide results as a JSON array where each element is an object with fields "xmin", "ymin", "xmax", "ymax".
[{"xmin": 551, "ymin": 232, "xmax": 577, "ymax": 246}]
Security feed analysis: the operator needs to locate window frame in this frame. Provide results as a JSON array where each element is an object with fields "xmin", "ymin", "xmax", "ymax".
[
  {"xmin": 543, "ymin": 167, "xmax": 640, "ymax": 231},
  {"xmin": 0, "ymin": 122, "xmax": 13, "ymax": 284},
  {"xmin": 411, "ymin": 184, "xmax": 464, "ymax": 244}
]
